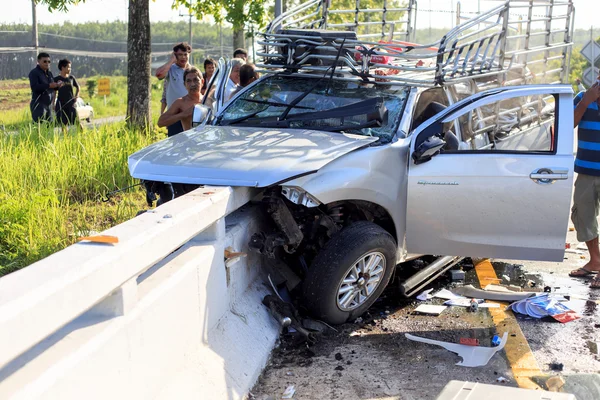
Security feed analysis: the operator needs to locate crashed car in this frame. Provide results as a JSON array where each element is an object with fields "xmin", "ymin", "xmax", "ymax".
[{"xmin": 129, "ymin": 0, "xmax": 575, "ymax": 324}]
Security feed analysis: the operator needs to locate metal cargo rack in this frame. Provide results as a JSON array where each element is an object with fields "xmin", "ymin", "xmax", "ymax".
[{"xmin": 256, "ymin": 0, "xmax": 574, "ymax": 87}]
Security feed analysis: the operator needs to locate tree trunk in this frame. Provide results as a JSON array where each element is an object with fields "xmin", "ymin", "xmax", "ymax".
[
  {"xmin": 233, "ymin": 26, "xmax": 245, "ymax": 52},
  {"xmin": 127, "ymin": 0, "xmax": 151, "ymax": 130}
]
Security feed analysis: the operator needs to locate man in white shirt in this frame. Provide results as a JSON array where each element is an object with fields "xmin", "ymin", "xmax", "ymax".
[{"xmin": 224, "ymin": 58, "xmax": 246, "ymax": 102}]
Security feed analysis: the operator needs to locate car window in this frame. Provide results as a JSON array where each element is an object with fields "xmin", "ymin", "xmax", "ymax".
[
  {"xmin": 448, "ymin": 93, "xmax": 556, "ymax": 152},
  {"xmin": 217, "ymin": 75, "xmax": 410, "ymax": 144}
]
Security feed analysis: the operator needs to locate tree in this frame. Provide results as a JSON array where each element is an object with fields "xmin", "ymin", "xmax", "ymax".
[
  {"xmin": 174, "ymin": 0, "xmax": 267, "ymax": 51},
  {"xmin": 38, "ymin": 0, "xmax": 151, "ymax": 130}
]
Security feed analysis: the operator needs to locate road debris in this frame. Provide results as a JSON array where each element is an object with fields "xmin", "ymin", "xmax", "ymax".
[
  {"xmin": 414, "ymin": 304, "xmax": 447, "ymax": 315},
  {"xmin": 416, "ymin": 288, "xmax": 434, "ymax": 301},
  {"xmin": 405, "ymin": 332, "xmax": 508, "ymax": 367},
  {"xmin": 459, "ymin": 338, "xmax": 479, "ymax": 346},
  {"xmin": 491, "ymin": 335, "xmax": 501, "ymax": 347},
  {"xmin": 282, "ymin": 385, "xmax": 296, "ymax": 399},
  {"xmin": 433, "ymin": 288, "xmax": 464, "ymax": 300},
  {"xmin": 468, "ymin": 299, "xmax": 479, "ymax": 312},
  {"xmin": 548, "ymin": 362, "xmax": 564, "ymax": 371},
  {"xmin": 510, "ymin": 294, "xmax": 581, "ymax": 323},
  {"xmin": 453, "ymin": 285, "xmax": 536, "ymax": 302},
  {"xmin": 450, "ymin": 270, "xmax": 465, "ymax": 281},
  {"xmin": 546, "ymin": 376, "xmax": 566, "ymax": 392},
  {"xmin": 77, "ymin": 234, "xmax": 119, "ymax": 244},
  {"xmin": 496, "ymin": 376, "xmax": 509, "ymax": 383},
  {"xmin": 442, "ymin": 298, "xmax": 500, "ymax": 308}
]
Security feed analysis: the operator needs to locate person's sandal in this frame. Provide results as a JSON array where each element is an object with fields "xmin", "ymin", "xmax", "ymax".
[{"xmin": 569, "ymin": 267, "xmax": 598, "ymax": 277}]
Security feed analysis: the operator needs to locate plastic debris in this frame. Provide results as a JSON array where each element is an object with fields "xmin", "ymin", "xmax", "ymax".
[
  {"xmin": 454, "ymin": 285, "xmax": 536, "ymax": 301},
  {"xmin": 548, "ymin": 362, "xmax": 564, "ymax": 371},
  {"xmin": 502, "ymin": 274, "xmax": 511, "ymax": 282},
  {"xmin": 450, "ymin": 270, "xmax": 466, "ymax": 281},
  {"xmin": 405, "ymin": 332, "xmax": 508, "ymax": 367},
  {"xmin": 496, "ymin": 376, "xmax": 509, "ymax": 384},
  {"xmin": 414, "ymin": 304, "xmax": 447, "ymax": 315},
  {"xmin": 510, "ymin": 294, "xmax": 581, "ymax": 323},
  {"xmin": 469, "ymin": 299, "xmax": 479, "ymax": 312},
  {"xmin": 442, "ymin": 298, "xmax": 500, "ymax": 308},
  {"xmin": 491, "ymin": 335, "xmax": 501, "ymax": 347},
  {"xmin": 77, "ymin": 234, "xmax": 119, "ymax": 244},
  {"xmin": 433, "ymin": 288, "xmax": 465, "ymax": 300},
  {"xmin": 546, "ymin": 376, "xmax": 566, "ymax": 392},
  {"xmin": 416, "ymin": 288, "xmax": 434, "ymax": 301},
  {"xmin": 459, "ymin": 338, "xmax": 479, "ymax": 346},
  {"xmin": 282, "ymin": 385, "xmax": 296, "ymax": 399}
]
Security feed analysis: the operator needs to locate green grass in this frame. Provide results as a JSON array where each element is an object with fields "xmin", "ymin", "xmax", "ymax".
[{"xmin": 0, "ymin": 122, "xmax": 163, "ymax": 277}]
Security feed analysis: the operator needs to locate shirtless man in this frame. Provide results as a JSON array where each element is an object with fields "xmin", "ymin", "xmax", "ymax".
[{"xmin": 158, "ymin": 66, "xmax": 203, "ymax": 134}]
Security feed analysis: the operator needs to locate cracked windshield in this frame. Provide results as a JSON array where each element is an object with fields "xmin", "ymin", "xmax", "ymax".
[{"xmin": 218, "ymin": 75, "xmax": 410, "ymax": 143}]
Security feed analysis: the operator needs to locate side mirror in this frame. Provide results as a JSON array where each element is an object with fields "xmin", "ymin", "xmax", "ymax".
[
  {"xmin": 192, "ymin": 104, "xmax": 211, "ymax": 127},
  {"xmin": 412, "ymin": 135, "xmax": 446, "ymax": 164}
]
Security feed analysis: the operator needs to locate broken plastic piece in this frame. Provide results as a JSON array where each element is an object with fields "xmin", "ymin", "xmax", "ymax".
[
  {"xmin": 416, "ymin": 288, "xmax": 434, "ymax": 301},
  {"xmin": 496, "ymin": 376, "xmax": 509, "ymax": 383},
  {"xmin": 459, "ymin": 337, "xmax": 479, "ymax": 346},
  {"xmin": 405, "ymin": 332, "xmax": 508, "ymax": 367},
  {"xmin": 77, "ymin": 235, "xmax": 118, "ymax": 244},
  {"xmin": 450, "ymin": 270, "xmax": 465, "ymax": 281},
  {"xmin": 491, "ymin": 335, "xmax": 501, "ymax": 347},
  {"xmin": 433, "ymin": 288, "xmax": 465, "ymax": 300},
  {"xmin": 282, "ymin": 385, "xmax": 296, "ymax": 399},
  {"xmin": 414, "ymin": 304, "xmax": 447, "ymax": 315},
  {"xmin": 453, "ymin": 285, "xmax": 536, "ymax": 302}
]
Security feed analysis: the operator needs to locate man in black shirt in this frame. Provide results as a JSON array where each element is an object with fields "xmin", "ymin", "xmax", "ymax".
[
  {"xmin": 28, "ymin": 52, "xmax": 63, "ymax": 123},
  {"xmin": 54, "ymin": 58, "xmax": 80, "ymax": 126}
]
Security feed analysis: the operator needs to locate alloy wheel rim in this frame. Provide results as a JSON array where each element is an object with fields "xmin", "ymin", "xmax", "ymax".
[{"xmin": 336, "ymin": 251, "xmax": 386, "ymax": 311}]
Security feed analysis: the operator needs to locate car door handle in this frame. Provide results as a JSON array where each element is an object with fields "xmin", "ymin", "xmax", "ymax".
[{"xmin": 530, "ymin": 168, "xmax": 568, "ymax": 184}]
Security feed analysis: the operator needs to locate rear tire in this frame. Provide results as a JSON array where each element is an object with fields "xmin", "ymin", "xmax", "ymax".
[{"xmin": 301, "ymin": 221, "xmax": 396, "ymax": 325}]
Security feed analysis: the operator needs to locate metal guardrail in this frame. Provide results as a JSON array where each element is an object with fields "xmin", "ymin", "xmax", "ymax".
[{"xmin": 257, "ymin": 0, "xmax": 574, "ymax": 87}]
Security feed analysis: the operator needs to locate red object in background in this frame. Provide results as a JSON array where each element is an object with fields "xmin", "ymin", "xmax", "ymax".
[{"xmin": 459, "ymin": 338, "xmax": 480, "ymax": 346}]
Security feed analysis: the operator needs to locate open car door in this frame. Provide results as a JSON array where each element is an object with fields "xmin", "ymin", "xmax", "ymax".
[
  {"xmin": 406, "ymin": 85, "xmax": 574, "ymax": 261},
  {"xmin": 202, "ymin": 57, "xmax": 231, "ymax": 116}
]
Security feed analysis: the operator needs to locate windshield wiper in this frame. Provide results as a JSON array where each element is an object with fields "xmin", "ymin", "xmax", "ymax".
[{"xmin": 238, "ymin": 98, "xmax": 314, "ymax": 110}]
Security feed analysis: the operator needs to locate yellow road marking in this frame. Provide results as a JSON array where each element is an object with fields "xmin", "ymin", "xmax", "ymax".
[{"xmin": 475, "ymin": 259, "xmax": 543, "ymax": 390}]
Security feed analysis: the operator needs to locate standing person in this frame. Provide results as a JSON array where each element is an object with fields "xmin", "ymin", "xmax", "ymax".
[
  {"xmin": 569, "ymin": 76, "xmax": 600, "ymax": 288},
  {"xmin": 28, "ymin": 52, "xmax": 63, "ymax": 123},
  {"xmin": 54, "ymin": 58, "xmax": 81, "ymax": 127},
  {"xmin": 155, "ymin": 42, "xmax": 192, "ymax": 136},
  {"xmin": 233, "ymin": 48, "xmax": 248, "ymax": 62},
  {"xmin": 224, "ymin": 58, "xmax": 245, "ymax": 102},
  {"xmin": 202, "ymin": 58, "xmax": 216, "ymax": 95},
  {"xmin": 239, "ymin": 63, "xmax": 260, "ymax": 88},
  {"xmin": 157, "ymin": 67, "xmax": 205, "ymax": 132}
]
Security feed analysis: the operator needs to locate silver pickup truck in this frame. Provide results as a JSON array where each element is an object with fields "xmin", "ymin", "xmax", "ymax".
[{"xmin": 129, "ymin": 0, "xmax": 576, "ymax": 324}]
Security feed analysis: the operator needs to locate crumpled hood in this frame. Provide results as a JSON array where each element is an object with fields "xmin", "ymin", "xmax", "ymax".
[{"xmin": 128, "ymin": 125, "xmax": 377, "ymax": 187}]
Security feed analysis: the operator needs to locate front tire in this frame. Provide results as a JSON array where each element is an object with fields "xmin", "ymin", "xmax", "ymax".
[{"xmin": 301, "ymin": 221, "xmax": 397, "ymax": 325}]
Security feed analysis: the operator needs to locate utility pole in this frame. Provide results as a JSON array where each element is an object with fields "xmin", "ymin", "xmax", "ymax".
[
  {"xmin": 31, "ymin": 0, "xmax": 38, "ymax": 52},
  {"xmin": 179, "ymin": 8, "xmax": 193, "ymax": 49}
]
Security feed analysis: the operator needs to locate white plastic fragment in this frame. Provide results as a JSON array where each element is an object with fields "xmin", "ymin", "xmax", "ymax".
[
  {"xmin": 405, "ymin": 332, "xmax": 508, "ymax": 367},
  {"xmin": 496, "ymin": 376, "xmax": 509, "ymax": 383},
  {"xmin": 433, "ymin": 288, "xmax": 465, "ymax": 300},
  {"xmin": 414, "ymin": 304, "xmax": 447, "ymax": 315},
  {"xmin": 416, "ymin": 288, "xmax": 434, "ymax": 301},
  {"xmin": 282, "ymin": 385, "xmax": 296, "ymax": 399}
]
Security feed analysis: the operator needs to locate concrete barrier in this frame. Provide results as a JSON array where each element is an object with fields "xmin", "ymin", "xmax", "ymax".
[{"xmin": 0, "ymin": 187, "xmax": 281, "ymax": 399}]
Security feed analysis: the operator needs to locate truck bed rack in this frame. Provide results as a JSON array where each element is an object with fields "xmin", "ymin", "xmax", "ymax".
[{"xmin": 256, "ymin": 0, "xmax": 574, "ymax": 87}]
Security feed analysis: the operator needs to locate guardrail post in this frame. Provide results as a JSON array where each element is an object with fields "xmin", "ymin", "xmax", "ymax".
[{"xmin": 89, "ymin": 277, "xmax": 138, "ymax": 317}]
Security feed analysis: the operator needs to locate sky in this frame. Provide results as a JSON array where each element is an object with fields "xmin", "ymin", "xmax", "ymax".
[{"xmin": 1, "ymin": 0, "xmax": 598, "ymax": 29}]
